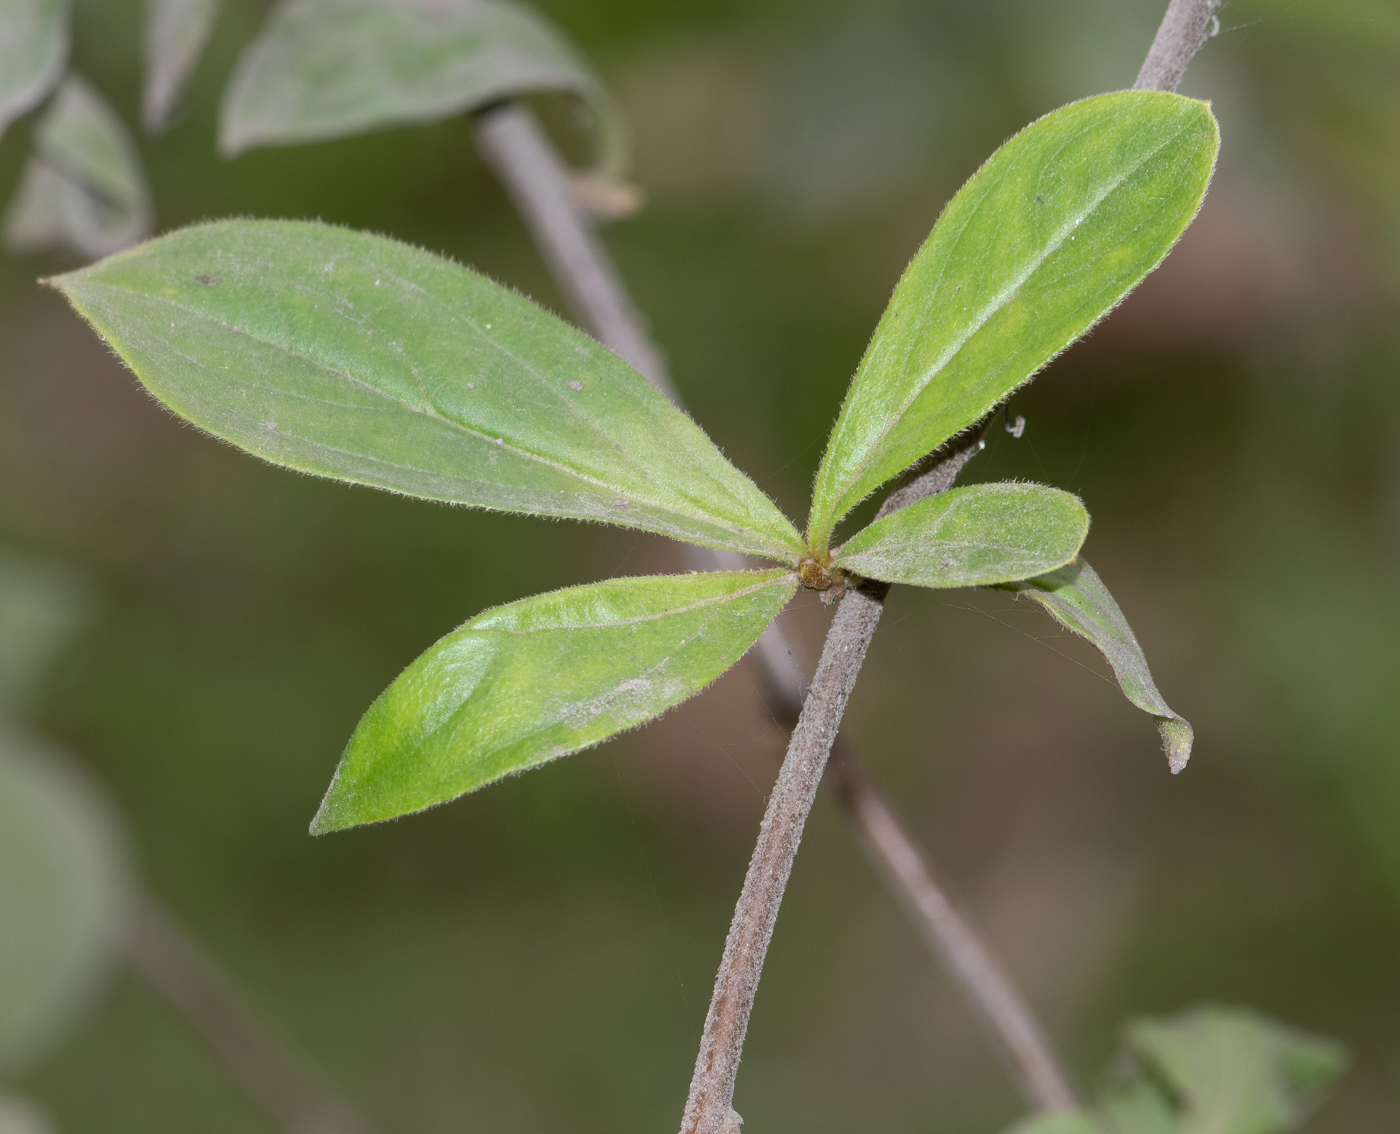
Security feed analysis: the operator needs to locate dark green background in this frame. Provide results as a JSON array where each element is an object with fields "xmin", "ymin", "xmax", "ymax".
[{"xmin": 2, "ymin": 0, "xmax": 1397, "ymax": 1129}]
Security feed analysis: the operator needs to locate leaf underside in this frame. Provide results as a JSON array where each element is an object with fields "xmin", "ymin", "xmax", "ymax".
[
  {"xmin": 313, "ymin": 570, "xmax": 796, "ymax": 833},
  {"xmin": 143, "ymin": 0, "xmax": 221, "ymax": 134},
  {"xmin": 0, "ymin": 0, "xmax": 69, "ymax": 143},
  {"xmin": 834, "ymin": 482, "xmax": 1088, "ymax": 589},
  {"xmin": 219, "ymin": 0, "xmax": 626, "ymax": 177},
  {"xmin": 50, "ymin": 220, "xmax": 806, "ymax": 562},
  {"xmin": 0, "ymin": 732, "xmax": 132, "ymax": 1076},
  {"xmin": 999, "ymin": 559, "xmax": 1192, "ymax": 772},
  {"xmin": 809, "ymin": 91, "xmax": 1219, "ymax": 551},
  {"xmin": 4, "ymin": 75, "xmax": 153, "ymax": 260}
]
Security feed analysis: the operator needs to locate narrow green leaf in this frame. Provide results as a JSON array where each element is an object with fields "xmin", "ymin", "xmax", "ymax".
[
  {"xmin": 49, "ymin": 220, "xmax": 806, "ymax": 562},
  {"xmin": 1126, "ymin": 1007, "xmax": 1347, "ymax": 1134},
  {"xmin": 0, "ymin": 553, "xmax": 88, "ymax": 712},
  {"xmin": 219, "ymin": 0, "xmax": 627, "ymax": 178},
  {"xmin": 313, "ymin": 570, "xmax": 796, "ymax": 832},
  {"xmin": 4, "ymin": 75, "xmax": 153, "ymax": 260},
  {"xmin": 142, "ymin": 0, "xmax": 221, "ymax": 134},
  {"xmin": 1002, "ymin": 1113, "xmax": 1102, "ymax": 1134},
  {"xmin": 808, "ymin": 92, "xmax": 1219, "ymax": 551},
  {"xmin": 0, "ymin": 731, "xmax": 133, "ymax": 1075},
  {"xmin": 833, "ymin": 482, "xmax": 1088, "ymax": 589},
  {"xmin": 999, "ymin": 559, "xmax": 1193, "ymax": 772},
  {"xmin": 0, "ymin": 0, "xmax": 69, "ymax": 143},
  {"xmin": 0, "ymin": 1094, "xmax": 56, "ymax": 1134}
]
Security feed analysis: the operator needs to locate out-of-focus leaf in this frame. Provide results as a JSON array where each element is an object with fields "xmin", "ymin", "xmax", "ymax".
[
  {"xmin": 49, "ymin": 221, "xmax": 807, "ymax": 562},
  {"xmin": 0, "ymin": 554, "xmax": 87, "ymax": 711},
  {"xmin": 142, "ymin": 0, "xmax": 220, "ymax": 134},
  {"xmin": 1002, "ymin": 1112, "xmax": 1102, "ymax": 1134},
  {"xmin": 0, "ymin": 1095, "xmax": 57, "ymax": 1134},
  {"xmin": 999, "ymin": 559, "xmax": 1193, "ymax": 772},
  {"xmin": 0, "ymin": 731, "xmax": 134, "ymax": 1074},
  {"xmin": 3, "ymin": 75, "xmax": 152, "ymax": 260},
  {"xmin": 833, "ymin": 482, "xmax": 1087, "ymax": 589},
  {"xmin": 0, "ymin": 0, "xmax": 69, "ymax": 142},
  {"xmin": 219, "ymin": 0, "xmax": 627, "ymax": 178},
  {"xmin": 1126, "ymin": 1006, "xmax": 1347, "ymax": 1134},
  {"xmin": 313, "ymin": 570, "xmax": 795, "ymax": 832},
  {"xmin": 1098, "ymin": 1074, "xmax": 1177, "ymax": 1134},
  {"xmin": 807, "ymin": 92, "xmax": 1218, "ymax": 551}
]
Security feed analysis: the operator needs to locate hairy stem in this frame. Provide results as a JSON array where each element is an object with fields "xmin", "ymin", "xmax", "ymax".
[
  {"xmin": 126, "ymin": 896, "xmax": 376, "ymax": 1134},
  {"xmin": 471, "ymin": 98, "xmax": 1079, "ymax": 1114},
  {"xmin": 1134, "ymin": 0, "xmax": 1222, "ymax": 92}
]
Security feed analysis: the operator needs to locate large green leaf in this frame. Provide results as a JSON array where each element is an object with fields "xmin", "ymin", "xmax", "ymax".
[
  {"xmin": 4, "ymin": 75, "xmax": 153, "ymax": 260},
  {"xmin": 142, "ymin": 0, "xmax": 221, "ymax": 134},
  {"xmin": 999, "ymin": 559, "xmax": 1193, "ymax": 772},
  {"xmin": 0, "ymin": 553, "xmax": 87, "ymax": 711},
  {"xmin": 219, "ymin": 0, "xmax": 626, "ymax": 177},
  {"xmin": 0, "ymin": 0, "xmax": 68, "ymax": 143},
  {"xmin": 313, "ymin": 570, "xmax": 795, "ymax": 832},
  {"xmin": 0, "ymin": 731, "xmax": 133, "ymax": 1074},
  {"xmin": 50, "ymin": 221, "xmax": 806, "ymax": 562},
  {"xmin": 808, "ymin": 92, "xmax": 1218, "ymax": 551},
  {"xmin": 833, "ymin": 482, "xmax": 1087, "ymax": 589},
  {"xmin": 1125, "ymin": 1007, "xmax": 1347, "ymax": 1134}
]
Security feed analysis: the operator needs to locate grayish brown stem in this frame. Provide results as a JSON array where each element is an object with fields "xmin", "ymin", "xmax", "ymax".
[
  {"xmin": 1133, "ymin": 0, "xmax": 1221, "ymax": 92},
  {"xmin": 469, "ymin": 99, "xmax": 1080, "ymax": 1118},
  {"xmin": 125, "ymin": 896, "xmax": 376, "ymax": 1134},
  {"xmin": 681, "ymin": 581, "xmax": 889, "ymax": 1134}
]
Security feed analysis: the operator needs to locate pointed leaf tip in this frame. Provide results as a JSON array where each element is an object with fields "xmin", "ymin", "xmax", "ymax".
[{"xmin": 314, "ymin": 570, "xmax": 796, "ymax": 832}]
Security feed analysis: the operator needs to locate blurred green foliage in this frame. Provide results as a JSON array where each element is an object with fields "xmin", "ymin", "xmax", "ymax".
[{"xmin": 0, "ymin": 0, "xmax": 1396, "ymax": 1131}]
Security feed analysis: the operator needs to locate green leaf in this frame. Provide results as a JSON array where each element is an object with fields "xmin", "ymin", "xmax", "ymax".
[
  {"xmin": 142, "ymin": 0, "xmax": 221, "ymax": 134},
  {"xmin": 4, "ymin": 74, "xmax": 153, "ymax": 260},
  {"xmin": 313, "ymin": 569, "xmax": 795, "ymax": 833},
  {"xmin": 808, "ymin": 91, "xmax": 1218, "ymax": 551},
  {"xmin": 219, "ymin": 0, "xmax": 627, "ymax": 178},
  {"xmin": 999, "ymin": 559, "xmax": 1193, "ymax": 772},
  {"xmin": 0, "ymin": 553, "xmax": 88, "ymax": 712},
  {"xmin": 833, "ymin": 482, "xmax": 1088, "ymax": 589},
  {"xmin": 0, "ymin": 730, "xmax": 134, "ymax": 1074},
  {"xmin": 1002, "ymin": 1112, "xmax": 1103, "ymax": 1134},
  {"xmin": 0, "ymin": 0, "xmax": 69, "ymax": 143},
  {"xmin": 49, "ymin": 220, "xmax": 806, "ymax": 562},
  {"xmin": 0, "ymin": 1094, "xmax": 57, "ymax": 1134},
  {"xmin": 1125, "ymin": 1006, "xmax": 1347, "ymax": 1134},
  {"xmin": 1098, "ymin": 1075, "xmax": 1177, "ymax": 1134}
]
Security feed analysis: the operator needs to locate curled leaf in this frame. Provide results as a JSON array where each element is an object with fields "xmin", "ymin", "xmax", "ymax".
[
  {"xmin": 834, "ymin": 482, "xmax": 1088, "ymax": 589},
  {"xmin": 313, "ymin": 570, "xmax": 796, "ymax": 832},
  {"xmin": 219, "ymin": 0, "xmax": 627, "ymax": 179},
  {"xmin": 142, "ymin": 0, "xmax": 221, "ymax": 134},
  {"xmin": 49, "ymin": 220, "xmax": 806, "ymax": 562},
  {"xmin": 4, "ymin": 74, "xmax": 153, "ymax": 260},
  {"xmin": 809, "ymin": 92, "xmax": 1218, "ymax": 551},
  {"xmin": 999, "ymin": 559, "xmax": 1192, "ymax": 772}
]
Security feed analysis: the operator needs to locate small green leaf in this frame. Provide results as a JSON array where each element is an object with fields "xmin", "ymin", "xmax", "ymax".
[
  {"xmin": 313, "ymin": 570, "xmax": 795, "ymax": 832},
  {"xmin": 1125, "ymin": 1006, "xmax": 1347, "ymax": 1134},
  {"xmin": 142, "ymin": 0, "xmax": 221, "ymax": 134},
  {"xmin": 833, "ymin": 482, "xmax": 1088, "ymax": 589},
  {"xmin": 1098, "ymin": 1075, "xmax": 1177, "ymax": 1134},
  {"xmin": 49, "ymin": 220, "xmax": 806, "ymax": 562},
  {"xmin": 999, "ymin": 559, "xmax": 1193, "ymax": 772},
  {"xmin": 1002, "ymin": 1113, "xmax": 1102, "ymax": 1134},
  {"xmin": 0, "ymin": 731, "xmax": 134, "ymax": 1074},
  {"xmin": 0, "ymin": 0, "xmax": 69, "ymax": 143},
  {"xmin": 219, "ymin": 0, "xmax": 627, "ymax": 178},
  {"xmin": 808, "ymin": 92, "xmax": 1218, "ymax": 551},
  {"xmin": 0, "ymin": 1094, "xmax": 57, "ymax": 1134},
  {"xmin": 0, "ymin": 553, "xmax": 88, "ymax": 712},
  {"xmin": 4, "ymin": 75, "xmax": 153, "ymax": 260}
]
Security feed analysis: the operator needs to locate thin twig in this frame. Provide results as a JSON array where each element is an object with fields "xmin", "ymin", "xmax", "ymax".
[
  {"xmin": 470, "ymin": 98, "xmax": 1080, "ymax": 1114},
  {"xmin": 1133, "ymin": 0, "xmax": 1222, "ymax": 93},
  {"xmin": 681, "ymin": 580, "xmax": 889, "ymax": 1134},
  {"xmin": 125, "ymin": 895, "xmax": 377, "ymax": 1134}
]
